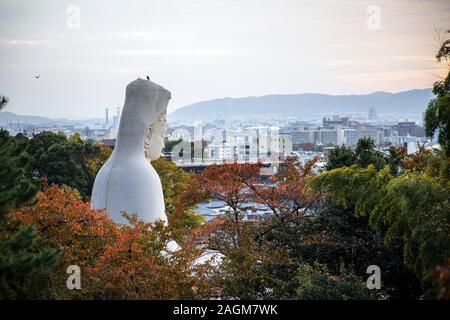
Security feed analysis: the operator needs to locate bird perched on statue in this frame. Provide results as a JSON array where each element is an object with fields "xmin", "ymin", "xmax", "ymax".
[{"xmin": 146, "ymin": 75, "xmax": 150, "ymax": 80}]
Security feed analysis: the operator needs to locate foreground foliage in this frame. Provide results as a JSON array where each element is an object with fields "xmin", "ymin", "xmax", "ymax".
[{"xmin": 2, "ymin": 185, "xmax": 215, "ymax": 299}]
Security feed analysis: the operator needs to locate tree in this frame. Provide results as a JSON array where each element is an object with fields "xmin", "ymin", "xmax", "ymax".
[
  {"xmin": 326, "ymin": 138, "xmax": 386, "ymax": 171},
  {"xmin": 326, "ymin": 145, "xmax": 356, "ymax": 170},
  {"xmin": 369, "ymin": 173, "xmax": 450, "ymax": 281},
  {"xmin": 0, "ymin": 225, "xmax": 59, "ymax": 299},
  {"xmin": 312, "ymin": 165, "xmax": 450, "ymax": 297},
  {"xmin": 28, "ymin": 131, "xmax": 107, "ymax": 198},
  {"xmin": 163, "ymin": 138, "xmax": 182, "ymax": 153},
  {"xmin": 0, "ymin": 96, "xmax": 39, "ymax": 214},
  {"xmin": 90, "ymin": 213, "xmax": 214, "ymax": 299},
  {"xmin": 301, "ymin": 201, "xmax": 421, "ymax": 299},
  {"xmin": 68, "ymin": 132, "xmax": 83, "ymax": 143},
  {"xmin": 212, "ymin": 222, "xmax": 299, "ymax": 299},
  {"xmin": 196, "ymin": 162, "xmax": 260, "ymax": 246},
  {"xmin": 386, "ymin": 145, "xmax": 406, "ymax": 176},
  {"xmin": 0, "ymin": 97, "xmax": 59, "ymax": 299},
  {"xmin": 198, "ymin": 162, "xmax": 260, "ymax": 217},
  {"xmin": 151, "ymin": 157, "xmax": 204, "ymax": 242},
  {"xmin": 296, "ymin": 263, "xmax": 369, "ymax": 300},
  {"xmin": 355, "ymin": 138, "xmax": 386, "ymax": 170},
  {"xmin": 425, "ymin": 30, "xmax": 450, "ymax": 158},
  {"xmin": 7, "ymin": 184, "xmax": 215, "ymax": 299},
  {"xmin": 0, "ymin": 130, "xmax": 40, "ymax": 214},
  {"xmin": 5, "ymin": 184, "xmax": 113, "ymax": 298},
  {"xmin": 249, "ymin": 157, "xmax": 317, "ymax": 218},
  {"xmin": 189, "ymin": 162, "xmax": 302, "ymax": 299},
  {"xmin": 86, "ymin": 143, "xmax": 112, "ymax": 176},
  {"xmin": 191, "ymin": 160, "xmax": 382, "ymax": 299},
  {"xmin": 424, "ymin": 79, "xmax": 450, "ymax": 156},
  {"xmin": 27, "ymin": 131, "xmax": 67, "ymax": 157}
]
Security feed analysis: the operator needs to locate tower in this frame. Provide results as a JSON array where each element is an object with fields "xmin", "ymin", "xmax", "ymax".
[
  {"xmin": 112, "ymin": 106, "xmax": 121, "ymax": 129},
  {"xmin": 105, "ymin": 108, "xmax": 109, "ymax": 125}
]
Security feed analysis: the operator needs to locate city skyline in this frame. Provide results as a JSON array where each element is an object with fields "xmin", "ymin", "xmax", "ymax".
[{"xmin": 1, "ymin": 0, "xmax": 449, "ymax": 119}]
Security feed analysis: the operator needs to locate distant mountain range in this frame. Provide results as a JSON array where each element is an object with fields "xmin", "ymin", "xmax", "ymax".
[
  {"xmin": 0, "ymin": 111, "xmax": 55, "ymax": 126},
  {"xmin": 0, "ymin": 88, "xmax": 435, "ymax": 125},
  {"xmin": 168, "ymin": 88, "xmax": 434, "ymax": 121}
]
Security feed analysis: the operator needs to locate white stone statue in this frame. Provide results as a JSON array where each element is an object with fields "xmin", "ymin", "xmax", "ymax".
[{"xmin": 91, "ymin": 78, "xmax": 170, "ymax": 225}]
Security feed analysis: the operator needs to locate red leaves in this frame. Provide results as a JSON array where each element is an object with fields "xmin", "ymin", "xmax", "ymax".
[
  {"xmin": 9, "ymin": 184, "xmax": 114, "ymax": 266},
  {"xmin": 198, "ymin": 162, "xmax": 261, "ymax": 211},
  {"xmin": 4, "ymin": 158, "xmax": 320, "ymax": 299},
  {"xmin": 7, "ymin": 184, "xmax": 216, "ymax": 299},
  {"xmin": 187, "ymin": 158, "xmax": 319, "ymax": 257}
]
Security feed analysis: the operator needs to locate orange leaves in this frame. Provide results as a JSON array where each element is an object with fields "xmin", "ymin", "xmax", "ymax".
[
  {"xmin": 198, "ymin": 162, "xmax": 261, "ymax": 211},
  {"xmin": 187, "ymin": 158, "xmax": 319, "ymax": 254},
  {"xmin": 6, "ymin": 184, "xmax": 215, "ymax": 299},
  {"xmin": 403, "ymin": 145, "xmax": 435, "ymax": 173},
  {"xmin": 202, "ymin": 162, "xmax": 260, "ymax": 188},
  {"xmin": 9, "ymin": 184, "xmax": 114, "ymax": 266},
  {"xmin": 3, "ymin": 158, "xmax": 322, "ymax": 299},
  {"xmin": 90, "ymin": 215, "xmax": 212, "ymax": 299},
  {"xmin": 251, "ymin": 157, "xmax": 318, "ymax": 217}
]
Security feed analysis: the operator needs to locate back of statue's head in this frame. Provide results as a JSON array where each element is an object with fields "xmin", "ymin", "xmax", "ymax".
[{"xmin": 125, "ymin": 78, "xmax": 171, "ymax": 106}]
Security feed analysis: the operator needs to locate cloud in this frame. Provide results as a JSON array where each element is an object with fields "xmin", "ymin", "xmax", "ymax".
[
  {"xmin": 85, "ymin": 31, "xmax": 175, "ymax": 41},
  {"xmin": 333, "ymin": 67, "xmax": 447, "ymax": 83},
  {"xmin": 105, "ymin": 48, "xmax": 233, "ymax": 56},
  {"xmin": 0, "ymin": 38, "xmax": 40, "ymax": 46}
]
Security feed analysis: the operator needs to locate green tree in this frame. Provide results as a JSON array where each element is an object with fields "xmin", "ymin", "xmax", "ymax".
[
  {"xmin": 0, "ymin": 97, "xmax": 59, "ymax": 299},
  {"xmin": 326, "ymin": 138, "xmax": 386, "ymax": 171},
  {"xmin": 0, "ymin": 96, "xmax": 40, "ymax": 214},
  {"xmin": 152, "ymin": 157, "xmax": 204, "ymax": 241},
  {"xmin": 386, "ymin": 145, "xmax": 406, "ymax": 176},
  {"xmin": 0, "ymin": 225, "xmax": 59, "ymax": 299},
  {"xmin": 326, "ymin": 145, "xmax": 356, "ymax": 170},
  {"xmin": 0, "ymin": 130, "xmax": 40, "ymax": 214},
  {"xmin": 424, "ymin": 30, "xmax": 450, "ymax": 160},
  {"xmin": 296, "ymin": 263, "xmax": 369, "ymax": 300},
  {"xmin": 369, "ymin": 173, "xmax": 450, "ymax": 281},
  {"xmin": 68, "ymin": 132, "xmax": 83, "ymax": 143},
  {"xmin": 163, "ymin": 138, "xmax": 182, "ymax": 153},
  {"xmin": 27, "ymin": 131, "xmax": 67, "ymax": 157},
  {"xmin": 28, "ymin": 131, "xmax": 105, "ymax": 198},
  {"xmin": 312, "ymin": 165, "xmax": 450, "ymax": 297},
  {"xmin": 424, "ymin": 77, "xmax": 450, "ymax": 155},
  {"xmin": 355, "ymin": 138, "xmax": 386, "ymax": 170}
]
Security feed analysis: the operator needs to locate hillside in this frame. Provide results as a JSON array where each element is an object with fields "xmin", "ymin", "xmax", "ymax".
[
  {"xmin": 168, "ymin": 88, "xmax": 434, "ymax": 121},
  {"xmin": 0, "ymin": 111, "xmax": 55, "ymax": 125}
]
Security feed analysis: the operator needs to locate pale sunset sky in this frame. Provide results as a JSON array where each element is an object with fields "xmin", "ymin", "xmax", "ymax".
[{"xmin": 0, "ymin": 0, "xmax": 449, "ymax": 118}]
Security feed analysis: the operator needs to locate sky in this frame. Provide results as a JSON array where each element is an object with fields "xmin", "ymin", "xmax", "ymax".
[{"xmin": 0, "ymin": 0, "xmax": 449, "ymax": 119}]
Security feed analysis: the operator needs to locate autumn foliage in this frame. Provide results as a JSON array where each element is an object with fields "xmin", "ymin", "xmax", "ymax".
[
  {"xmin": 5, "ymin": 184, "xmax": 216, "ymax": 299},
  {"xmin": 1, "ymin": 149, "xmax": 448, "ymax": 300}
]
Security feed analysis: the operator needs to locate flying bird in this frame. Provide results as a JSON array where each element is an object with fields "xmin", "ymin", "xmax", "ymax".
[
  {"xmin": 34, "ymin": 75, "xmax": 40, "ymax": 79},
  {"xmin": 146, "ymin": 75, "xmax": 150, "ymax": 80}
]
